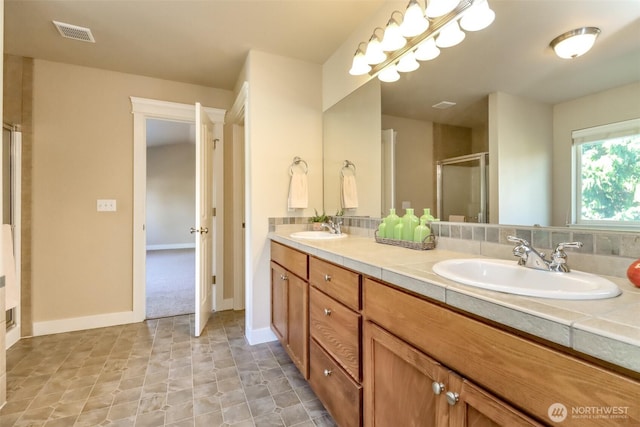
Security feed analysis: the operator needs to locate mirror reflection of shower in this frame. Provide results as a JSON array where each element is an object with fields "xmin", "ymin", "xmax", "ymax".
[{"xmin": 437, "ymin": 152, "xmax": 489, "ymax": 223}]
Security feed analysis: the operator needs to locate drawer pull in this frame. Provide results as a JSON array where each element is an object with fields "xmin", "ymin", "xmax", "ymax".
[
  {"xmin": 324, "ymin": 308, "xmax": 332, "ymax": 316},
  {"xmin": 432, "ymin": 382, "xmax": 445, "ymax": 395},
  {"xmin": 445, "ymin": 391, "xmax": 459, "ymax": 406},
  {"xmin": 280, "ymin": 274, "xmax": 288, "ymax": 281},
  {"xmin": 324, "ymin": 274, "xmax": 332, "ymax": 282},
  {"xmin": 323, "ymin": 369, "xmax": 333, "ymax": 377}
]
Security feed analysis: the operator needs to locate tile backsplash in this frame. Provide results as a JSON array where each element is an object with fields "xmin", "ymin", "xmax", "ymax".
[{"xmin": 269, "ymin": 217, "xmax": 639, "ymax": 279}]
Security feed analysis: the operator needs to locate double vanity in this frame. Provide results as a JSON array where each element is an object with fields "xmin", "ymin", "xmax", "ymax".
[{"xmin": 269, "ymin": 228, "xmax": 639, "ymax": 426}]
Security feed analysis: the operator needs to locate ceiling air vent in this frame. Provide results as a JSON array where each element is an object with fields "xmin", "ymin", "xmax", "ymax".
[
  {"xmin": 432, "ymin": 101, "xmax": 457, "ymax": 109},
  {"xmin": 53, "ymin": 20, "xmax": 95, "ymax": 43}
]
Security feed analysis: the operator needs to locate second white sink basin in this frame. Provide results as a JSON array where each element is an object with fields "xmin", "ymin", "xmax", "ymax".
[
  {"xmin": 432, "ymin": 258, "xmax": 621, "ymax": 300},
  {"xmin": 290, "ymin": 231, "xmax": 348, "ymax": 240}
]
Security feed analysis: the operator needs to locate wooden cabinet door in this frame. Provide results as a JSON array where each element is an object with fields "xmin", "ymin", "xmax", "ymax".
[
  {"xmin": 270, "ymin": 261, "xmax": 288, "ymax": 343},
  {"xmin": 287, "ymin": 272, "xmax": 309, "ymax": 378},
  {"xmin": 447, "ymin": 373, "xmax": 545, "ymax": 427},
  {"xmin": 364, "ymin": 321, "xmax": 449, "ymax": 427}
]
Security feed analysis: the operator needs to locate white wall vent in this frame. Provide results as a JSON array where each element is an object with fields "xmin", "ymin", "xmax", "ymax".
[
  {"xmin": 432, "ymin": 101, "xmax": 457, "ymax": 109},
  {"xmin": 53, "ymin": 20, "xmax": 95, "ymax": 43}
]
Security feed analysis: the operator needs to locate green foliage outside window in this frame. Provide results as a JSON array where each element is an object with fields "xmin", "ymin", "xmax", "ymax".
[{"xmin": 580, "ymin": 135, "xmax": 640, "ymax": 222}]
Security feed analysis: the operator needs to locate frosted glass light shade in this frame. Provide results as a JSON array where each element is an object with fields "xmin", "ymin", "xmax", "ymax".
[
  {"xmin": 460, "ymin": 0, "xmax": 495, "ymax": 31},
  {"xmin": 378, "ymin": 65, "xmax": 400, "ymax": 82},
  {"xmin": 436, "ymin": 20, "xmax": 465, "ymax": 48},
  {"xmin": 365, "ymin": 35, "xmax": 387, "ymax": 64},
  {"xmin": 425, "ymin": 0, "xmax": 458, "ymax": 18},
  {"xmin": 415, "ymin": 38, "xmax": 441, "ymax": 61},
  {"xmin": 397, "ymin": 52, "xmax": 420, "ymax": 72},
  {"xmin": 381, "ymin": 19, "xmax": 407, "ymax": 51},
  {"xmin": 400, "ymin": 0, "xmax": 429, "ymax": 37},
  {"xmin": 550, "ymin": 27, "xmax": 601, "ymax": 59},
  {"xmin": 349, "ymin": 49, "xmax": 372, "ymax": 75}
]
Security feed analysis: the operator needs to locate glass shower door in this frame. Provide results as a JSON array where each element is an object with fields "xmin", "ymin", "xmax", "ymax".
[{"xmin": 437, "ymin": 152, "xmax": 488, "ymax": 223}]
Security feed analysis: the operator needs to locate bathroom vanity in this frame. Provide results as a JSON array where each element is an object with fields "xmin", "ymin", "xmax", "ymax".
[{"xmin": 269, "ymin": 232, "xmax": 640, "ymax": 427}]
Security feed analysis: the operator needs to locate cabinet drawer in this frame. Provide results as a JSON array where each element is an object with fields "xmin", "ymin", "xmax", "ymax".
[
  {"xmin": 309, "ymin": 257, "xmax": 360, "ymax": 311},
  {"xmin": 271, "ymin": 241, "xmax": 307, "ymax": 279},
  {"xmin": 310, "ymin": 339, "xmax": 362, "ymax": 427},
  {"xmin": 363, "ymin": 278, "xmax": 640, "ymax": 426},
  {"xmin": 310, "ymin": 286, "xmax": 361, "ymax": 381}
]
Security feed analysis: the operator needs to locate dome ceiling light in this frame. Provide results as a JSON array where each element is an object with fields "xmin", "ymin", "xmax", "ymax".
[
  {"xmin": 550, "ymin": 27, "xmax": 601, "ymax": 59},
  {"xmin": 349, "ymin": 0, "xmax": 495, "ymax": 82}
]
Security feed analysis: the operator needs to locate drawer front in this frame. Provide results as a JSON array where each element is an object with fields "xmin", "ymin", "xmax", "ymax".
[
  {"xmin": 310, "ymin": 286, "xmax": 361, "ymax": 381},
  {"xmin": 363, "ymin": 278, "xmax": 640, "ymax": 426},
  {"xmin": 271, "ymin": 241, "xmax": 307, "ymax": 279},
  {"xmin": 309, "ymin": 339, "xmax": 362, "ymax": 427},
  {"xmin": 309, "ymin": 257, "xmax": 360, "ymax": 310}
]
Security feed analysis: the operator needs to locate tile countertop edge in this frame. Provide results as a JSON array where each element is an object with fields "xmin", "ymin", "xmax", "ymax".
[{"xmin": 268, "ymin": 232, "xmax": 640, "ymax": 374}]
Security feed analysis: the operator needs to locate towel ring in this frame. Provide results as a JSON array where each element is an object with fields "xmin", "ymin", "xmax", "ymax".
[
  {"xmin": 341, "ymin": 160, "xmax": 356, "ymax": 177},
  {"xmin": 289, "ymin": 156, "xmax": 308, "ymax": 175}
]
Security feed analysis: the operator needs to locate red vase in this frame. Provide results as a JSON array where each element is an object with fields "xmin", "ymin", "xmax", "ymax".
[{"xmin": 627, "ymin": 259, "xmax": 640, "ymax": 288}]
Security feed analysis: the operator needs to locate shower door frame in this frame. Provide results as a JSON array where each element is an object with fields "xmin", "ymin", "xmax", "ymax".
[{"xmin": 436, "ymin": 152, "xmax": 488, "ymax": 223}]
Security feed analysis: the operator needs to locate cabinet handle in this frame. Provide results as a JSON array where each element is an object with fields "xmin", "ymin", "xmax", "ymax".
[
  {"xmin": 324, "ymin": 274, "xmax": 332, "ymax": 282},
  {"xmin": 323, "ymin": 369, "xmax": 332, "ymax": 377},
  {"xmin": 432, "ymin": 382, "xmax": 445, "ymax": 395},
  {"xmin": 280, "ymin": 274, "xmax": 288, "ymax": 281},
  {"xmin": 324, "ymin": 308, "xmax": 332, "ymax": 316},
  {"xmin": 445, "ymin": 391, "xmax": 459, "ymax": 406}
]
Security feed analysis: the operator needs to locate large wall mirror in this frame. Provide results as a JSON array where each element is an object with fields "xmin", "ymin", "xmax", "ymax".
[{"xmin": 323, "ymin": 0, "xmax": 640, "ymax": 228}]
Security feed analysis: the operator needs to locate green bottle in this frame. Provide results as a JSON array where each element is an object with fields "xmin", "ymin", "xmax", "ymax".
[
  {"xmin": 413, "ymin": 218, "xmax": 431, "ymax": 243},
  {"xmin": 420, "ymin": 208, "xmax": 435, "ymax": 224},
  {"xmin": 401, "ymin": 208, "xmax": 419, "ymax": 241},
  {"xmin": 393, "ymin": 222, "xmax": 404, "ymax": 240},
  {"xmin": 384, "ymin": 208, "xmax": 400, "ymax": 239},
  {"xmin": 377, "ymin": 221, "xmax": 386, "ymax": 238}
]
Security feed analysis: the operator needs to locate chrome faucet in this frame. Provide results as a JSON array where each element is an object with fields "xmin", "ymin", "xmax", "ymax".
[
  {"xmin": 322, "ymin": 216, "xmax": 343, "ymax": 234},
  {"xmin": 507, "ymin": 236, "xmax": 583, "ymax": 272}
]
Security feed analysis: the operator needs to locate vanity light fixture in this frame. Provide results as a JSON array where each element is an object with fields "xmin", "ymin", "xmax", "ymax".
[
  {"xmin": 550, "ymin": 27, "xmax": 601, "ymax": 59},
  {"xmin": 349, "ymin": 0, "xmax": 495, "ymax": 83},
  {"xmin": 349, "ymin": 43, "xmax": 372, "ymax": 75}
]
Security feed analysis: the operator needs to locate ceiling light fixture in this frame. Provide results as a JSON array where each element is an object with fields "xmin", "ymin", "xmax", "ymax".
[
  {"xmin": 349, "ymin": 0, "xmax": 495, "ymax": 83},
  {"xmin": 550, "ymin": 27, "xmax": 601, "ymax": 59}
]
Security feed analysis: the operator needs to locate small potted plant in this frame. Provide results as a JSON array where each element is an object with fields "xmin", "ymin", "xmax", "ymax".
[{"xmin": 309, "ymin": 209, "xmax": 329, "ymax": 230}]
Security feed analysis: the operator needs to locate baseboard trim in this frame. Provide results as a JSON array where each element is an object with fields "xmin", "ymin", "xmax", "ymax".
[
  {"xmin": 146, "ymin": 243, "xmax": 195, "ymax": 251},
  {"xmin": 245, "ymin": 326, "xmax": 277, "ymax": 345},
  {"xmin": 33, "ymin": 310, "xmax": 138, "ymax": 336}
]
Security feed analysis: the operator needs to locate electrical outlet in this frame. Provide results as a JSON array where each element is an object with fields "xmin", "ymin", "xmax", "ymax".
[{"xmin": 97, "ymin": 199, "xmax": 117, "ymax": 212}]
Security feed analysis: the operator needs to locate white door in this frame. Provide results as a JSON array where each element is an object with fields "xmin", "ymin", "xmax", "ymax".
[{"xmin": 193, "ymin": 102, "xmax": 214, "ymax": 336}]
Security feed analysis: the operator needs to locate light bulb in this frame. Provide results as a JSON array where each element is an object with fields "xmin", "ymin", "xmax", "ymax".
[
  {"xmin": 397, "ymin": 51, "xmax": 420, "ymax": 72},
  {"xmin": 415, "ymin": 38, "xmax": 441, "ymax": 61},
  {"xmin": 349, "ymin": 48, "xmax": 372, "ymax": 75},
  {"xmin": 381, "ymin": 17, "xmax": 407, "ymax": 51},
  {"xmin": 378, "ymin": 65, "xmax": 400, "ymax": 82},
  {"xmin": 436, "ymin": 20, "xmax": 465, "ymax": 48},
  {"xmin": 364, "ymin": 33, "xmax": 387, "ymax": 65},
  {"xmin": 425, "ymin": 0, "xmax": 458, "ymax": 18},
  {"xmin": 400, "ymin": 0, "xmax": 429, "ymax": 37},
  {"xmin": 460, "ymin": 0, "xmax": 495, "ymax": 31}
]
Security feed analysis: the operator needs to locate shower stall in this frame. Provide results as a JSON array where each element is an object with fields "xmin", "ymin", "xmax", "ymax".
[{"xmin": 437, "ymin": 152, "xmax": 489, "ymax": 223}]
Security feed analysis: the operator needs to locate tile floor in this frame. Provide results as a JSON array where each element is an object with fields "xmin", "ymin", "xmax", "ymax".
[{"xmin": 1, "ymin": 311, "xmax": 336, "ymax": 427}]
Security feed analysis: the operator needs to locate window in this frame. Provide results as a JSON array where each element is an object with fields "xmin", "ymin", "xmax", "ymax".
[{"xmin": 573, "ymin": 118, "xmax": 640, "ymax": 226}]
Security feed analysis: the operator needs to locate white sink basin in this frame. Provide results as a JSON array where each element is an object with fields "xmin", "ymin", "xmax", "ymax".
[
  {"xmin": 432, "ymin": 258, "xmax": 621, "ymax": 300},
  {"xmin": 290, "ymin": 231, "xmax": 348, "ymax": 240}
]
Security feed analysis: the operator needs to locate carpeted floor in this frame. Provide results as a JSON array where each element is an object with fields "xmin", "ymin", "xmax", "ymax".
[{"xmin": 146, "ymin": 248, "xmax": 195, "ymax": 319}]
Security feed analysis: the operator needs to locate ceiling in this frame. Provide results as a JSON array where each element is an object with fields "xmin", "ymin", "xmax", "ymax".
[{"xmin": 4, "ymin": 0, "xmax": 640, "ymax": 130}]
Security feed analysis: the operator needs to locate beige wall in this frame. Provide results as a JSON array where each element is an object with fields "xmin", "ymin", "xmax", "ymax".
[
  {"xmin": 146, "ymin": 143, "xmax": 195, "ymax": 248},
  {"xmin": 552, "ymin": 82, "xmax": 640, "ymax": 226},
  {"xmin": 245, "ymin": 50, "xmax": 323, "ymax": 343},
  {"xmin": 381, "ymin": 114, "xmax": 434, "ymax": 214},
  {"xmin": 1, "ymin": 0, "xmax": 6, "ymax": 406},
  {"xmin": 31, "ymin": 59, "xmax": 232, "ymax": 325}
]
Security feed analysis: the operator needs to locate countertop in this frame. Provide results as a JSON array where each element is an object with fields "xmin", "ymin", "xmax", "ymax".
[{"xmin": 269, "ymin": 231, "xmax": 640, "ymax": 374}]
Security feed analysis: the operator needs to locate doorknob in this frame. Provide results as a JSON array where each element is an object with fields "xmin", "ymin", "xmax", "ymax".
[{"xmin": 190, "ymin": 227, "xmax": 209, "ymax": 234}]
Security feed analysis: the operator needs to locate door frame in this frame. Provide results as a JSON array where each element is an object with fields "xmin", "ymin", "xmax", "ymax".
[{"xmin": 130, "ymin": 97, "xmax": 225, "ymax": 322}]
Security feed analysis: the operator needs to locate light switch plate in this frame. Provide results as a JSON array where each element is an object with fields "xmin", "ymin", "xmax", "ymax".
[{"xmin": 97, "ymin": 199, "xmax": 117, "ymax": 212}]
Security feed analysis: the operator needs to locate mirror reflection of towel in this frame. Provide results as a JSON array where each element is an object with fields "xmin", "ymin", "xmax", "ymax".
[
  {"xmin": 288, "ymin": 171, "xmax": 308, "ymax": 209},
  {"xmin": 341, "ymin": 174, "xmax": 359, "ymax": 209}
]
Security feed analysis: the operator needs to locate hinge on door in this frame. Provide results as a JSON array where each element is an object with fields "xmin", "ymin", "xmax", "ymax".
[
  {"xmin": 212, "ymin": 207, "xmax": 217, "ymax": 216},
  {"xmin": 214, "ymin": 138, "xmax": 219, "ymax": 149},
  {"xmin": 212, "ymin": 275, "xmax": 216, "ymax": 285}
]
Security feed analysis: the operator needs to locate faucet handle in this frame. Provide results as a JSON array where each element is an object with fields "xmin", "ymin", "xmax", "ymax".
[
  {"xmin": 550, "ymin": 242, "xmax": 583, "ymax": 272},
  {"xmin": 507, "ymin": 235, "xmax": 530, "ymax": 246},
  {"xmin": 554, "ymin": 241, "xmax": 583, "ymax": 252}
]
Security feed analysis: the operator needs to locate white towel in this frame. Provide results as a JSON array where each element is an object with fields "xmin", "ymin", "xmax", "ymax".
[
  {"xmin": 288, "ymin": 170, "xmax": 308, "ymax": 209},
  {"xmin": 341, "ymin": 174, "xmax": 359, "ymax": 209},
  {"xmin": 2, "ymin": 224, "xmax": 18, "ymax": 311}
]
